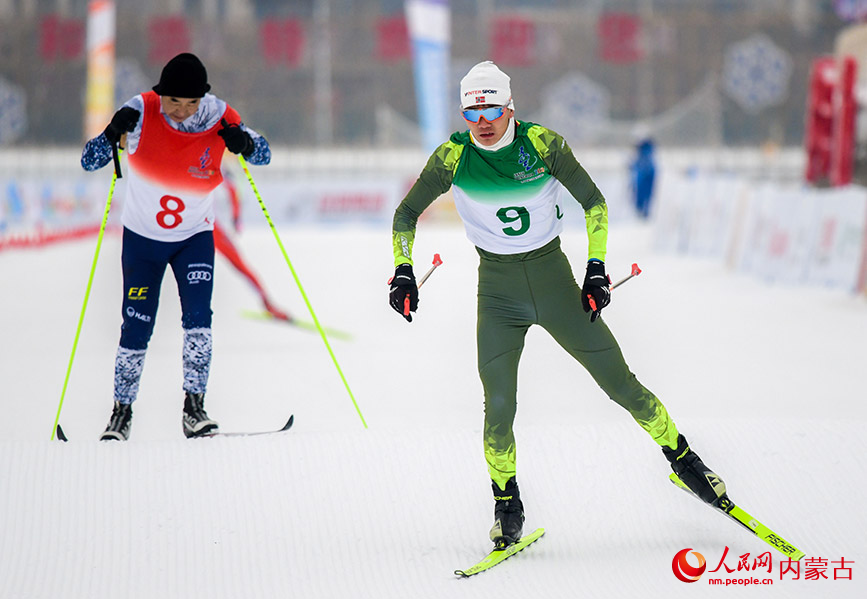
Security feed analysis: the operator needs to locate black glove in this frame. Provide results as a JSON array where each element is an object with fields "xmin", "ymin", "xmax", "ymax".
[
  {"xmin": 103, "ymin": 107, "xmax": 140, "ymax": 145},
  {"xmin": 219, "ymin": 118, "xmax": 254, "ymax": 155},
  {"xmin": 389, "ymin": 264, "xmax": 418, "ymax": 322},
  {"xmin": 581, "ymin": 260, "xmax": 611, "ymax": 323}
]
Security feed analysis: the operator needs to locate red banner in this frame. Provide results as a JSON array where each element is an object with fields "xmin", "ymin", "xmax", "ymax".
[
  {"xmin": 39, "ymin": 15, "xmax": 85, "ymax": 61},
  {"xmin": 376, "ymin": 15, "xmax": 410, "ymax": 62},
  {"xmin": 147, "ymin": 16, "xmax": 190, "ymax": 65},
  {"xmin": 598, "ymin": 13, "xmax": 643, "ymax": 64},
  {"xmin": 804, "ymin": 57, "xmax": 836, "ymax": 184},
  {"xmin": 261, "ymin": 18, "xmax": 306, "ymax": 67},
  {"xmin": 831, "ymin": 56, "xmax": 857, "ymax": 186},
  {"xmin": 491, "ymin": 16, "xmax": 535, "ymax": 66}
]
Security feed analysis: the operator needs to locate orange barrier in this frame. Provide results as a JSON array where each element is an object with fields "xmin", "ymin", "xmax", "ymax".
[{"xmin": 0, "ymin": 224, "xmax": 115, "ymax": 252}]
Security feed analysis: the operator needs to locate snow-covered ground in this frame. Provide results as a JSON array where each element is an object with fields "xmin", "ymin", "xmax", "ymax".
[{"xmin": 1, "ymin": 221, "xmax": 865, "ymax": 598}]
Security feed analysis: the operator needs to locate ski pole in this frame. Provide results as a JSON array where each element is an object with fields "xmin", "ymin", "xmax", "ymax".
[
  {"xmin": 111, "ymin": 141, "xmax": 123, "ymax": 178},
  {"xmin": 417, "ymin": 253, "xmax": 443, "ymax": 288},
  {"xmin": 587, "ymin": 262, "xmax": 642, "ymax": 312},
  {"xmin": 611, "ymin": 262, "xmax": 642, "ymax": 291},
  {"xmin": 236, "ymin": 154, "xmax": 367, "ymax": 429},
  {"xmin": 51, "ymin": 151, "xmax": 121, "ymax": 440},
  {"xmin": 403, "ymin": 253, "xmax": 443, "ymax": 316}
]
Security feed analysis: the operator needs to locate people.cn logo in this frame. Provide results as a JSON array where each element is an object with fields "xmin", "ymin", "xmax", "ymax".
[{"xmin": 672, "ymin": 548, "xmax": 706, "ymax": 583}]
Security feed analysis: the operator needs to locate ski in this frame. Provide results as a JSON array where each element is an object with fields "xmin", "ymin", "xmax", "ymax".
[
  {"xmin": 669, "ymin": 473, "xmax": 805, "ymax": 561},
  {"xmin": 200, "ymin": 414, "xmax": 294, "ymax": 438},
  {"xmin": 455, "ymin": 527, "xmax": 545, "ymax": 577},
  {"xmin": 241, "ymin": 310, "xmax": 352, "ymax": 341},
  {"xmin": 54, "ymin": 415, "xmax": 294, "ymax": 441}
]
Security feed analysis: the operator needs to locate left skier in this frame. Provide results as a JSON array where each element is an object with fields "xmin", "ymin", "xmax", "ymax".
[{"xmin": 80, "ymin": 52, "xmax": 271, "ymax": 440}]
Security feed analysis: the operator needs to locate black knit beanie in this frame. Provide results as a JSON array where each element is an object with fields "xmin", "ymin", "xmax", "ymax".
[{"xmin": 152, "ymin": 53, "xmax": 211, "ymax": 98}]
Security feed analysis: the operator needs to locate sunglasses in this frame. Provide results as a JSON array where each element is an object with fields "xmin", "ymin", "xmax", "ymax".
[{"xmin": 462, "ymin": 106, "xmax": 506, "ymax": 123}]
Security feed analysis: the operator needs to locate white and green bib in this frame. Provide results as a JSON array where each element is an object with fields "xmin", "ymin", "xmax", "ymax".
[{"xmin": 392, "ymin": 121, "xmax": 609, "ymax": 265}]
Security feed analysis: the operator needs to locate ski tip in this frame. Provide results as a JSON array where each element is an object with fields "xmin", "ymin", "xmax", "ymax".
[
  {"xmin": 55, "ymin": 424, "xmax": 68, "ymax": 442},
  {"xmin": 242, "ymin": 310, "xmax": 353, "ymax": 341},
  {"xmin": 241, "ymin": 309, "xmax": 290, "ymax": 323},
  {"xmin": 669, "ymin": 472, "xmax": 690, "ymax": 490},
  {"xmin": 281, "ymin": 414, "xmax": 295, "ymax": 431}
]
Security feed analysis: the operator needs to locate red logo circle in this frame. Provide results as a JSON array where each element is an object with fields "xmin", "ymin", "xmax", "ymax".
[{"xmin": 672, "ymin": 548, "xmax": 706, "ymax": 583}]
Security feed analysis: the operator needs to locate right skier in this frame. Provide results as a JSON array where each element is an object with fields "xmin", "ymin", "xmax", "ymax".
[{"xmin": 387, "ymin": 61, "xmax": 725, "ymax": 548}]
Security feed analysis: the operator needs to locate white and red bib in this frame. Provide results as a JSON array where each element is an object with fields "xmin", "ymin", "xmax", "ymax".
[{"xmin": 123, "ymin": 91, "xmax": 240, "ymax": 241}]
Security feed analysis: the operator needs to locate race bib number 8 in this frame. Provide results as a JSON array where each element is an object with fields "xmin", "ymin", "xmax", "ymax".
[
  {"xmin": 156, "ymin": 195, "xmax": 185, "ymax": 229},
  {"xmin": 497, "ymin": 206, "xmax": 530, "ymax": 236}
]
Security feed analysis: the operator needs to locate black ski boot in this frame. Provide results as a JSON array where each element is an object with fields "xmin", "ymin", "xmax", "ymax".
[
  {"xmin": 663, "ymin": 434, "xmax": 726, "ymax": 506},
  {"xmin": 100, "ymin": 401, "xmax": 133, "ymax": 441},
  {"xmin": 489, "ymin": 477, "xmax": 524, "ymax": 548},
  {"xmin": 182, "ymin": 391, "xmax": 219, "ymax": 438}
]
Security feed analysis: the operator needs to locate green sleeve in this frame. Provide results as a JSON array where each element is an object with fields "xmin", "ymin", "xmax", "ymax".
[
  {"xmin": 527, "ymin": 125, "xmax": 608, "ymax": 262},
  {"xmin": 392, "ymin": 140, "xmax": 464, "ymax": 266}
]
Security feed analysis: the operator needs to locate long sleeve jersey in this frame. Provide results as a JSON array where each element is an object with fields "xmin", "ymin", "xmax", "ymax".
[
  {"xmin": 81, "ymin": 93, "xmax": 271, "ymax": 172},
  {"xmin": 81, "ymin": 93, "xmax": 271, "ymax": 242},
  {"xmin": 392, "ymin": 121, "xmax": 608, "ymax": 266}
]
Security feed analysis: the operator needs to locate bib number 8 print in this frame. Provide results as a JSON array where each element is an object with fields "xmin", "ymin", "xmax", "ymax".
[
  {"xmin": 156, "ymin": 195, "xmax": 185, "ymax": 229},
  {"xmin": 497, "ymin": 206, "xmax": 530, "ymax": 236}
]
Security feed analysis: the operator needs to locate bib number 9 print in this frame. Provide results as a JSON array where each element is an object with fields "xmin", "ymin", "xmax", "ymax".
[
  {"xmin": 156, "ymin": 195, "xmax": 185, "ymax": 229},
  {"xmin": 497, "ymin": 206, "xmax": 530, "ymax": 236}
]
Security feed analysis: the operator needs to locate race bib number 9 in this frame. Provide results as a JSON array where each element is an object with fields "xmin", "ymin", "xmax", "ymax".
[{"xmin": 496, "ymin": 206, "xmax": 530, "ymax": 236}]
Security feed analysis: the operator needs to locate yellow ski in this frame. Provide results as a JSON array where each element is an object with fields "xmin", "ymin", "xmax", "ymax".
[
  {"xmin": 455, "ymin": 528, "xmax": 545, "ymax": 577},
  {"xmin": 670, "ymin": 474, "xmax": 805, "ymax": 561}
]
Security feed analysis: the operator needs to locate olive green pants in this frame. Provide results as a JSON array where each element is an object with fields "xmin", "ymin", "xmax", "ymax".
[{"xmin": 477, "ymin": 238, "xmax": 678, "ymax": 491}]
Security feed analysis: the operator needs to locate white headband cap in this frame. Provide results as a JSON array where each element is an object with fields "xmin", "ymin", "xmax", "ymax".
[{"xmin": 460, "ymin": 61, "xmax": 514, "ymax": 110}]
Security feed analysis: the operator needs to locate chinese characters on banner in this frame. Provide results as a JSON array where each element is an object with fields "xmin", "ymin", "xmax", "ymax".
[
  {"xmin": 260, "ymin": 18, "xmax": 307, "ymax": 67},
  {"xmin": 708, "ymin": 547, "xmax": 854, "ymax": 581},
  {"xmin": 597, "ymin": 12, "xmax": 643, "ymax": 64},
  {"xmin": 376, "ymin": 15, "xmax": 410, "ymax": 62},
  {"xmin": 147, "ymin": 17, "xmax": 190, "ymax": 65},
  {"xmin": 40, "ymin": 15, "xmax": 85, "ymax": 61},
  {"xmin": 490, "ymin": 16, "xmax": 535, "ymax": 66}
]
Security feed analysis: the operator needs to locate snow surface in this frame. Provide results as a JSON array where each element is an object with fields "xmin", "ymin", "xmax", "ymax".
[{"xmin": 1, "ymin": 221, "xmax": 865, "ymax": 598}]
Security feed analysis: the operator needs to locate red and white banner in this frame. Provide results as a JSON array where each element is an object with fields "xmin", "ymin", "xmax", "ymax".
[{"xmin": 653, "ymin": 172, "xmax": 867, "ymax": 293}]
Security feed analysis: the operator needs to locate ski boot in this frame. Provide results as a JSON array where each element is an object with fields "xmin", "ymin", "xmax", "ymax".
[
  {"xmin": 663, "ymin": 434, "xmax": 726, "ymax": 506},
  {"xmin": 100, "ymin": 401, "xmax": 133, "ymax": 441},
  {"xmin": 182, "ymin": 391, "xmax": 219, "ymax": 438},
  {"xmin": 489, "ymin": 477, "xmax": 524, "ymax": 548}
]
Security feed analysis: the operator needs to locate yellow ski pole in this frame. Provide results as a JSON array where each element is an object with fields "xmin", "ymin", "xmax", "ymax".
[
  {"xmin": 52, "ymin": 150, "xmax": 121, "ymax": 440},
  {"xmin": 236, "ymin": 154, "xmax": 367, "ymax": 429}
]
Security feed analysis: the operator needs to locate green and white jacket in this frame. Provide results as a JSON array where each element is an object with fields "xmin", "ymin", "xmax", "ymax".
[{"xmin": 392, "ymin": 121, "xmax": 609, "ymax": 265}]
